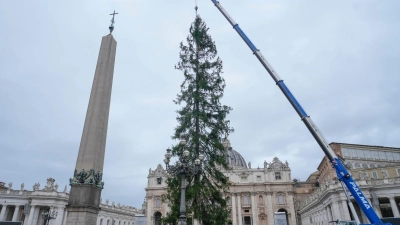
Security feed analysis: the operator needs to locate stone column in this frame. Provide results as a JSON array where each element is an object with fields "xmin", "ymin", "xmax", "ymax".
[
  {"xmin": 231, "ymin": 193, "xmax": 237, "ymax": 225},
  {"xmin": 0, "ymin": 204, "xmax": 7, "ymax": 221},
  {"xmin": 54, "ymin": 207, "xmax": 65, "ymax": 225},
  {"xmin": 286, "ymin": 191, "xmax": 296, "ymax": 225},
  {"xmin": 12, "ymin": 205, "xmax": 21, "ymax": 221},
  {"xmin": 340, "ymin": 200, "xmax": 351, "ymax": 220},
  {"xmin": 146, "ymin": 196, "xmax": 153, "ymax": 225},
  {"xmin": 331, "ymin": 201, "xmax": 341, "ymax": 221},
  {"xmin": 23, "ymin": 212, "xmax": 29, "ymax": 225},
  {"xmin": 323, "ymin": 207, "xmax": 328, "ymax": 223},
  {"xmin": 326, "ymin": 205, "xmax": 331, "ymax": 222},
  {"xmin": 251, "ymin": 193, "xmax": 257, "ymax": 225},
  {"xmin": 389, "ymin": 197, "xmax": 400, "ymax": 217},
  {"xmin": 27, "ymin": 205, "xmax": 37, "ymax": 225},
  {"xmin": 265, "ymin": 192, "xmax": 274, "ymax": 225},
  {"xmin": 96, "ymin": 216, "xmax": 100, "ymax": 225},
  {"xmin": 237, "ymin": 194, "xmax": 242, "ymax": 225},
  {"xmin": 62, "ymin": 208, "xmax": 69, "ymax": 225},
  {"xmin": 66, "ymin": 34, "xmax": 117, "ymax": 225}
]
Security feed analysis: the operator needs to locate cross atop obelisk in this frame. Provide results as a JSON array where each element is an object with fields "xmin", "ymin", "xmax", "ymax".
[
  {"xmin": 66, "ymin": 14, "xmax": 117, "ymax": 225},
  {"xmin": 109, "ymin": 10, "xmax": 118, "ymax": 34}
]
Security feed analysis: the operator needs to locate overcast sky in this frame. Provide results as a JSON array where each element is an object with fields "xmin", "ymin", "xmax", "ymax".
[{"xmin": 1, "ymin": 0, "xmax": 400, "ymax": 208}]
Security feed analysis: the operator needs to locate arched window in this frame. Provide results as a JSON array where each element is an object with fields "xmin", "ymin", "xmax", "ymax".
[
  {"xmin": 370, "ymin": 164, "xmax": 375, "ymax": 168},
  {"xmin": 156, "ymin": 198, "xmax": 161, "ymax": 208},
  {"xmin": 354, "ymin": 163, "xmax": 361, "ymax": 168},
  {"xmin": 226, "ymin": 197, "xmax": 231, "ymax": 205},
  {"xmin": 243, "ymin": 195, "xmax": 249, "ymax": 205},
  {"xmin": 362, "ymin": 163, "xmax": 368, "ymax": 168}
]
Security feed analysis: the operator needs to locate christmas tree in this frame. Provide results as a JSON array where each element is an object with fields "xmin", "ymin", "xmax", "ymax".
[{"xmin": 163, "ymin": 15, "xmax": 234, "ymax": 225}]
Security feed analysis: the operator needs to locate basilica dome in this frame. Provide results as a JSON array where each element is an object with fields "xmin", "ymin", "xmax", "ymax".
[{"xmin": 223, "ymin": 139, "xmax": 248, "ymax": 169}]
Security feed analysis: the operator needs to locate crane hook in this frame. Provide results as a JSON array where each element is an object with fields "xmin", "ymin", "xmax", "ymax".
[{"xmin": 195, "ymin": 0, "xmax": 198, "ymax": 14}]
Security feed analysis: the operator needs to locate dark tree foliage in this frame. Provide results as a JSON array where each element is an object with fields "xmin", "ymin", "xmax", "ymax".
[{"xmin": 163, "ymin": 15, "xmax": 233, "ymax": 225}]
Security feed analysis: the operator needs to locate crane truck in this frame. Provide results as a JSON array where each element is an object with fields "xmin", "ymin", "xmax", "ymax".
[{"xmin": 209, "ymin": 1, "xmax": 391, "ymax": 224}]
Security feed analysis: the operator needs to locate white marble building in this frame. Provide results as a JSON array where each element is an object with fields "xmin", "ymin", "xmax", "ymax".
[
  {"xmin": 145, "ymin": 139, "xmax": 297, "ymax": 225},
  {"xmin": 297, "ymin": 143, "xmax": 400, "ymax": 225},
  {"xmin": 0, "ymin": 178, "xmax": 142, "ymax": 225}
]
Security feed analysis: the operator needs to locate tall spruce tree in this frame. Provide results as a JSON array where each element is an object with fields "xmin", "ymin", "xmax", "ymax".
[{"xmin": 163, "ymin": 15, "xmax": 233, "ymax": 225}]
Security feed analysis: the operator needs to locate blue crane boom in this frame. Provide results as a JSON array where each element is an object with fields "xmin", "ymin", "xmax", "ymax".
[{"xmin": 210, "ymin": 1, "xmax": 390, "ymax": 224}]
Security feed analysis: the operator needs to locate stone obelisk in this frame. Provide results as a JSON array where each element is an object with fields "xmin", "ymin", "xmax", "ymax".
[{"xmin": 66, "ymin": 11, "xmax": 118, "ymax": 225}]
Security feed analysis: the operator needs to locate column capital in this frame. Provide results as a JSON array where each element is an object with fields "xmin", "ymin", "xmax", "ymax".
[{"xmin": 265, "ymin": 191, "xmax": 273, "ymax": 195}]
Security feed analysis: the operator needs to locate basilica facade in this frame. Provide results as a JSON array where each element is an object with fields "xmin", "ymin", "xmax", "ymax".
[{"xmin": 145, "ymin": 139, "xmax": 297, "ymax": 225}]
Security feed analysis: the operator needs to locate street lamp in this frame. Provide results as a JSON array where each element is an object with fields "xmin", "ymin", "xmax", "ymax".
[
  {"xmin": 163, "ymin": 138, "xmax": 204, "ymax": 225},
  {"xmin": 42, "ymin": 206, "xmax": 57, "ymax": 225}
]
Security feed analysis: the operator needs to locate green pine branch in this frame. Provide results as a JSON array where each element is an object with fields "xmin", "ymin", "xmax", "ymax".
[{"xmin": 164, "ymin": 15, "xmax": 234, "ymax": 225}]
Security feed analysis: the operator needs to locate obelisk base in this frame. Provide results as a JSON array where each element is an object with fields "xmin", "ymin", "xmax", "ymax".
[{"xmin": 65, "ymin": 184, "xmax": 102, "ymax": 225}]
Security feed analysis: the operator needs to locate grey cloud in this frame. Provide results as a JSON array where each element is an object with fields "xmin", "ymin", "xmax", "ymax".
[{"xmin": 1, "ymin": 0, "xmax": 399, "ymax": 206}]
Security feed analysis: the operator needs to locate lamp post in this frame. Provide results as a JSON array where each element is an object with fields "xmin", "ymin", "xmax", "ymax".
[
  {"xmin": 163, "ymin": 139, "xmax": 204, "ymax": 225},
  {"xmin": 42, "ymin": 206, "xmax": 58, "ymax": 225}
]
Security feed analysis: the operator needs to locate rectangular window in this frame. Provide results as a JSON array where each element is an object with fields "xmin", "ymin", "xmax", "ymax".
[
  {"xmin": 257, "ymin": 176, "xmax": 261, "ymax": 181},
  {"xmin": 342, "ymin": 148, "xmax": 350, "ymax": 157},
  {"xmin": 351, "ymin": 149, "xmax": 358, "ymax": 158},
  {"xmin": 382, "ymin": 170, "xmax": 388, "ymax": 178},
  {"xmin": 372, "ymin": 151, "xmax": 380, "ymax": 160},
  {"xmin": 371, "ymin": 171, "xmax": 378, "ymax": 179},
  {"xmin": 278, "ymin": 195, "xmax": 285, "ymax": 204},
  {"xmin": 393, "ymin": 152, "xmax": 400, "ymax": 161},
  {"xmin": 386, "ymin": 152, "xmax": 394, "ymax": 161},
  {"xmin": 275, "ymin": 172, "xmax": 281, "ymax": 180},
  {"xmin": 379, "ymin": 151, "xmax": 387, "ymax": 160},
  {"xmin": 243, "ymin": 196, "xmax": 249, "ymax": 205},
  {"xmin": 357, "ymin": 150, "xmax": 365, "ymax": 158},
  {"xmin": 157, "ymin": 178, "xmax": 162, "ymax": 185},
  {"xmin": 244, "ymin": 216, "xmax": 251, "ymax": 225},
  {"xmin": 364, "ymin": 150, "xmax": 372, "ymax": 159}
]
